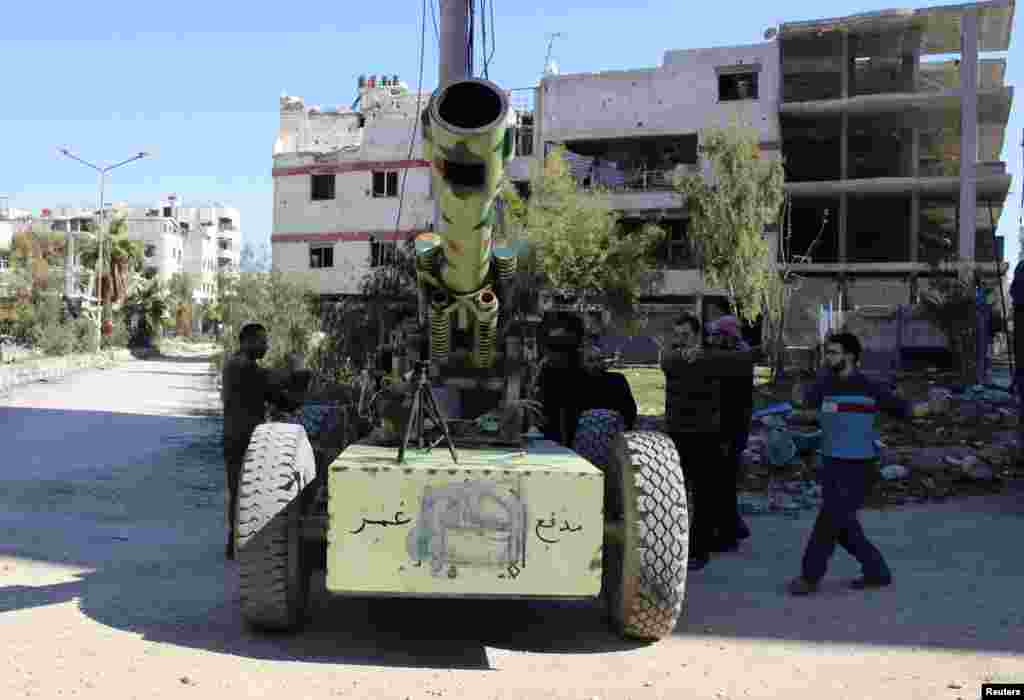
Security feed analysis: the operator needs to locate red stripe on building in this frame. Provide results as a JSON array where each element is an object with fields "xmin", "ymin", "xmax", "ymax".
[
  {"xmin": 271, "ymin": 229, "xmax": 426, "ymax": 243},
  {"xmin": 272, "ymin": 159, "xmax": 431, "ymax": 178},
  {"xmin": 836, "ymin": 403, "xmax": 878, "ymax": 413}
]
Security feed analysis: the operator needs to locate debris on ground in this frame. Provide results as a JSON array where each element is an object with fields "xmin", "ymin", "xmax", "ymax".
[{"xmin": 634, "ymin": 363, "xmax": 1023, "ymax": 509}]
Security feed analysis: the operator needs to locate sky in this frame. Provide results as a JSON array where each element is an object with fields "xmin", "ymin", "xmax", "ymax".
[{"xmin": 1, "ymin": 0, "xmax": 1020, "ymax": 275}]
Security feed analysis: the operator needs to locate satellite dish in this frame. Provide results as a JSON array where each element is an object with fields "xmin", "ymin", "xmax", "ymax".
[{"xmin": 764, "ymin": 27, "xmax": 778, "ymax": 40}]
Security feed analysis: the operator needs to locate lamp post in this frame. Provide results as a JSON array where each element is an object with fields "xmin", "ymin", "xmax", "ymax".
[{"xmin": 57, "ymin": 148, "xmax": 149, "ymax": 344}]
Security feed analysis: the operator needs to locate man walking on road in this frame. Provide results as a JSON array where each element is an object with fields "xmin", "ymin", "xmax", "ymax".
[
  {"xmin": 787, "ymin": 332, "xmax": 947, "ymax": 595},
  {"xmin": 220, "ymin": 322, "xmax": 303, "ymax": 560}
]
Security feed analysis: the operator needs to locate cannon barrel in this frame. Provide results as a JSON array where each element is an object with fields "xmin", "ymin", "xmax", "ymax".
[{"xmin": 422, "ymin": 79, "xmax": 513, "ymax": 295}]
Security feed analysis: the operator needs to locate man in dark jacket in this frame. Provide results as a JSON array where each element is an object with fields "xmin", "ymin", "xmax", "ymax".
[
  {"xmin": 221, "ymin": 322, "xmax": 304, "ymax": 560},
  {"xmin": 707, "ymin": 315, "xmax": 756, "ymax": 550},
  {"xmin": 662, "ymin": 312, "xmax": 722, "ymax": 571},
  {"xmin": 535, "ymin": 313, "xmax": 638, "ymax": 445},
  {"xmin": 787, "ymin": 332, "xmax": 946, "ymax": 595},
  {"xmin": 1010, "ymin": 260, "xmax": 1024, "ymax": 396},
  {"xmin": 580, "ymin": 339, "xmax": 638, "ymax": 430}
]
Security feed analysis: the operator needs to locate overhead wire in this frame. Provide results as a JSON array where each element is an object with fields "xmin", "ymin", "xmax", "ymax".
[
  {"xmin": 480, "ymin": 0, "xmax": 488, "ymax": 79},
  {"xmin": 467, "ymin": 0, "xmax": 474, "ymax": 78},
  {"xmin": 486, "ymin": 0, "xmax": 496, "ymax": 77},
  {"xmin": 428, "ymin": 0, "xmax": 440, "ymax": 51},
  {"xmin": 390, "ymin": 0, "xmax": 429, "ymax": 292}
]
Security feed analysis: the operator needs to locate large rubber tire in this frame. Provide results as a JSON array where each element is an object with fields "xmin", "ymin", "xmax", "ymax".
[
  {"xmin": 572, "ymin": 409, "xmax": 626, "ymax": 471},
  {"xmin": 603, "ymin": 431, "xmax": 689, "ymax": 642},
  {"xmin": 236, "ymin": 422, "xmax": 317, "ymax": 632}
]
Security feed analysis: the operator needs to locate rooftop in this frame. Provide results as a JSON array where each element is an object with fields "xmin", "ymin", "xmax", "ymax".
[{"xmin": 779, "ymin": 0, "xmax": 1015, "ymax": 54}]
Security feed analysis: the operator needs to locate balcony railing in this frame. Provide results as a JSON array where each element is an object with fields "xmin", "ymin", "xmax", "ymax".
[{"xmin": 580, "ymin": 166, "xmax": 696, "ymax": 193}]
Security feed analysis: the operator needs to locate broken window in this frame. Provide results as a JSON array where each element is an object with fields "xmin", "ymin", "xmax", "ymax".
[
  {"xmin": 312, "ymin": 174, "xmax": 336, "ymax": 201},
  {"xmin": 372, "ymin": 171, "xmax": 399, "ymax": 198},
  {"xmin": 718, "ymin": 71, "xmax": 759, "ymax": 101},
  {"xmin": 310, "ymin": 245, "xmax": 334, "ymax": 269}
]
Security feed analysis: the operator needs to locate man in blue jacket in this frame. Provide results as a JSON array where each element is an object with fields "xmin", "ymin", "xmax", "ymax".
[{"xmin": 787, "ymin": 331, "xmax": 946, "ymax": 595}]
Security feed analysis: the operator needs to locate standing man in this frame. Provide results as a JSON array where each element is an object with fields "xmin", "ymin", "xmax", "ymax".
[
  {"xmin": 536, "ymin": 312, "xmax": 589, "ymax": 447},
  {"xmin": 662, "ymin": 313, "xmax": 719, "ymax": 571},
  {"xmin": 787, "ymin": 331, "xmax": 946, "ymax": 594},
  {"xmin": 221, "ymin": 322, "xmax": 304, "ymax": 560},
  {"xmin": 580, "ymin": 337, "xmax": 638, "ymax": 431},
  {"xmin": 706, "ymin": 315, "xmax": 755, "ymax": 549},
  {"xmin": 1010, "ymin": 260, "xmax": 1024, "ymax": 397}
]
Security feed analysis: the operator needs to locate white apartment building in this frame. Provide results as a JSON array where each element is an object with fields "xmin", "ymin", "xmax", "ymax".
[
  {"xmin": 25, "ymin": 201, "xmax": 242, "ymax": 315},
  {"xmin": 270, "ymin": 75, "xmax": 533, "ymax": 298}
]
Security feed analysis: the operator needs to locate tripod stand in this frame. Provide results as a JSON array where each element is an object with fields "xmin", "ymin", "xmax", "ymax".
[{"xmin": 397, "ymin": 359, "xmax": 459, "ymax": 464}]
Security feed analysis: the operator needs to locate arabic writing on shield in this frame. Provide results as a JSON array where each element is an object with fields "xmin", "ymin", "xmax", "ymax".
[
  {"xmin": 534, "ymin": 514, "xmax": 583, "ymax": 544},
  {"xmin": 350, "ymin": 512, "xmax": 412, "ymax": 535}
]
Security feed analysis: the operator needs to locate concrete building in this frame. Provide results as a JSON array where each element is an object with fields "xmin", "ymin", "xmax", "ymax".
[
  {"xmin": 777, "ymin": 0, "xmax": 1015, "ymax": 345},
  {"xmin": 531, "ymin": 39, "xmax": 784, "ymax": 328},
  {"xmin": 4, "ymin": 200, "xmax": 241, "ymax": 322},
  {"xmin": 270, "ymin": 0, "xmax": 1014, "ymax": 353},
  {"xmin": 270, "ymin": 75, "xmax": 533, "ymax": 299}
]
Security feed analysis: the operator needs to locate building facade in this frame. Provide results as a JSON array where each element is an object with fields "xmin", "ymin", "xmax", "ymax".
[
  {"xmin": 2, "ymin": 200, "xmax": 241, "ymax": 328},
  {"xmin": 777, "ymin": 0, "xmax": 1014, "ymax": 345},
  {"xmin": 270, "ymin": 0, "xmax": 1015, "ymax": 350},
  {"xmin": 270, "ymin": 75, "xmax": 532, "ymax": 299}
]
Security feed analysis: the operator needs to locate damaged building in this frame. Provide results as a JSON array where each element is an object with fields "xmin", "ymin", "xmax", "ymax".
[
  {"xmin": 270, "ymin": 75, "xmax": 532, "ymax": 299},
  {"xmin": 777, "ymin": 0, "xmax": 1014, "ymax": 348},
  {"xmin": 530, "ymin": 0, "xmax": 1013, "ymax": 351},
  {"xmin": 270, "ymin": 0, "xmax": 1015, "ymax": 360}
]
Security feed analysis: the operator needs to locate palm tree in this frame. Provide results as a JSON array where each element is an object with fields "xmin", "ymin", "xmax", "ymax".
[
  {"xmin": 79, "ymin": 217, "xmax": 145, "ymax": 306},
  {"xmin": 124, "ymin": 277, "xmax": 170, "ymax": 347}
]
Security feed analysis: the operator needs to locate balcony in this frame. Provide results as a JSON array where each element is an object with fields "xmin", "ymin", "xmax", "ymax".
[{"xmin": 590, "ymin": 167, "xmax": 692, "ymax": 215}]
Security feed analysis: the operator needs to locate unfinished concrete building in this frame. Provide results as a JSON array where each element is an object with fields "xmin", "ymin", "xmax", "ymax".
[{"xmin": 778, "ymin": 0, "xmax": 1015, "ymax": 348}]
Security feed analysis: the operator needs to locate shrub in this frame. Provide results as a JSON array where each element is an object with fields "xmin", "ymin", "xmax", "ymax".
[
  {"xmin": 73, "ymin": 317, "xmax": 100, "ymax": 354},
  {"xmin": 37, "ymin": 321, "xmax": 75, "ymax": 356}
]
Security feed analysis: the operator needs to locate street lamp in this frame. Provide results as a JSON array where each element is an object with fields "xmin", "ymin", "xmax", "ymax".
[{"xmin": 56, "ymin": 148, "xmax": 150, "ymax": 343}]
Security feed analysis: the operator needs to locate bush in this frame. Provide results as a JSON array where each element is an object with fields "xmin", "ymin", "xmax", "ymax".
[
  {"xmin": 73, "ymin": 317, "xmax": 100, "ymax": 354},
  {"xmin": 219, "ymin": 271, "xmax": 322, "ymax": 372},
  {"xmin": 37, "ymin": 321, "xmax": 75, "ymax": 356}
]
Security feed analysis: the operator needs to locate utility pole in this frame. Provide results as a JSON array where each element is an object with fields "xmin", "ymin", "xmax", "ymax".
[
  {"xmin": 438, "ymin": 0, "xmax": 470, "ymax": 90},
  {"xmin": 429, "ymin": 0, "xmax": 471, "ymax": 325},
  {"xmin": 57, "ymin": 149, "xmax": 150, "ymax": 345}
]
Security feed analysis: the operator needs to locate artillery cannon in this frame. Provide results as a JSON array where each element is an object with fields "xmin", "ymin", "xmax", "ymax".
[{"xmin": 233, "ymin": 79, "xmax": 691, "ymax": 642}]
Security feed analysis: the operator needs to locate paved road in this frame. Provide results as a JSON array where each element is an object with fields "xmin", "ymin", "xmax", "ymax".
[{"xmin": 1, "ymin": 353, "xmax": 1022, "ymax": 700}]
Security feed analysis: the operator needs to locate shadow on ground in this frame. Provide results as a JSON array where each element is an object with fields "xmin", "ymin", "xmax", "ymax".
[
  {"xmin": 3, "ymin": 387, "xmax": 1022, "ymax": 667},
  {"xmin": 672, "ymin": 481, "xmax": 1024, "ymax": 655},
  {"xmin": 0, "ymin": 547, "xmax": 642, "ymax": 670}
]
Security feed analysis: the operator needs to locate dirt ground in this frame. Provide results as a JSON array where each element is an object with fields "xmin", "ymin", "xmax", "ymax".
[{"xmin": 1, "ymin": 351, "xmax": 1022, "ymax": 700}]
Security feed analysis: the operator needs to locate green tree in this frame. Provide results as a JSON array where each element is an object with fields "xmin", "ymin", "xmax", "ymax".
[
  {"xmin": 217, "ymin": 271, "xmax": 321, "ymax": 372},
  {"xmin": 78, "ymin": 216, "xmax": 145, "ymax": 305},
  {"xmin": 672, "ymin": 124, "xmax": 785, "ymax": 329},
  {"xmin": 502, "ymin": 146, "xmax": 665, "ymax": 325},
  {"xmin": 124, "ymin": 277, "xmax": 171, "ymax": 348}
]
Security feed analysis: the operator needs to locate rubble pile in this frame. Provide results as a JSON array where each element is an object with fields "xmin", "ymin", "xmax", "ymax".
[{"xmin": 635, "ymin": 378, "xmax": 1023, "ymax": 513}]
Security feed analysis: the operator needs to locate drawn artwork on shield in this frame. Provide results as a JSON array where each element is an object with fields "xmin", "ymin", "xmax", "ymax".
[{"xmin": 406, "ymin": 479, "xmax": 527, "ymax": 579}]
